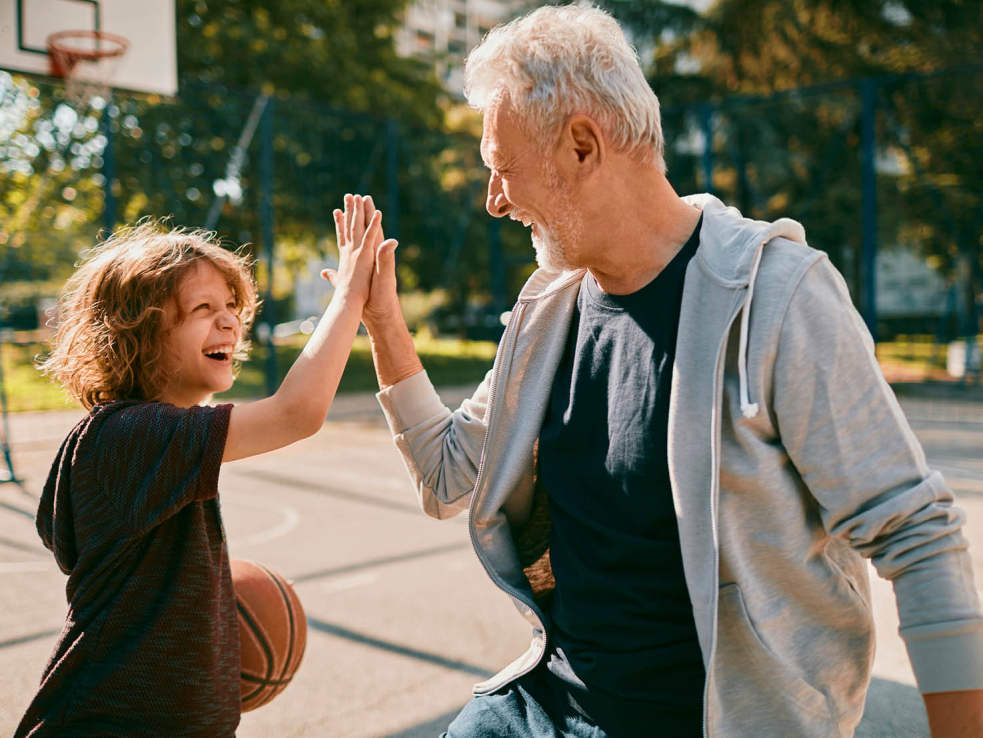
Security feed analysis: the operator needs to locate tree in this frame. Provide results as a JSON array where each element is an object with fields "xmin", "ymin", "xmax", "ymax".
[
  {"xmin": 176, "ymin": 0, "xmax": 445, "ymax": 128},
  {"xmin": 600, "ymin": 0, "xmax": 983, "ymax": 327}
]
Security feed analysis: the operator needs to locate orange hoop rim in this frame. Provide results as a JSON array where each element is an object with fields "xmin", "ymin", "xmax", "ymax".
[{"xmin": 47, "ymin": 30, "xmax": 129, "ymax": 65}]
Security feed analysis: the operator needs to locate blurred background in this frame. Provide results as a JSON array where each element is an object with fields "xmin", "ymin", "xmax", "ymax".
[
  {"xmin": 0, "ymin": 0, "xmax": 983, "ymax": 410},
  {"xmin": 1, "ymin": 0, "xmax": 982, "ymax": 415},
  {"xmin": 2, "ymin": 3, "xmax": 982, "ymax": 736}
]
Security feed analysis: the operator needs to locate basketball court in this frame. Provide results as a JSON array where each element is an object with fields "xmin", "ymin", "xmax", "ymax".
[
  {"xmin": 0, "ymin": 387, "xmax": 981, "ymax": 736},
  {"xmin": 2, "ymin": 3, "xmax": 983, "ymax": 736}
]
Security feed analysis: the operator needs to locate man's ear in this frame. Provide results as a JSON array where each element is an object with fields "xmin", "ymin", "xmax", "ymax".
[{"xmin": 565, "ymin": 115, "xmax": 604, "ymax": 177}]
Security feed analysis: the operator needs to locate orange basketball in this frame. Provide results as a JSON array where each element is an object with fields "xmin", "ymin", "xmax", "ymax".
[{"xmin": 231, "ymin": 558, "xmax": 308, "ymax": 712}]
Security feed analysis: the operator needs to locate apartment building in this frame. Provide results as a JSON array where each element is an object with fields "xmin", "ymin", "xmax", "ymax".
[{"xmin": 396, "ymin": 0, "xmax": 528, "ymax": 95}]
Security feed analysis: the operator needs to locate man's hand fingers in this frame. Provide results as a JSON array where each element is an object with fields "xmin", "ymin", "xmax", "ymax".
[
  {"xmin": 361, "ymin": 210, "xmax": 383, "ymax": 250},
  {"xmin": 364, "ymin": 195, "xmax": 377, "ymax": 225},
  {"xmin": 376, "ymin": 239, "xmax": 398, "ymax": 273},
  {"xmin": 320, "ymin": 268, "xmax": 337, "ymax": 285},
  {"xmin": 343, "ymin": 193, "xmax": 355, "ymax": 246}
]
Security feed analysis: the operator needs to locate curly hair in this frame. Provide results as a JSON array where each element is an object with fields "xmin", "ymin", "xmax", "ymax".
[{"xmin": 39, "ymin": 219, "xmax": 259, "ymax": 410}]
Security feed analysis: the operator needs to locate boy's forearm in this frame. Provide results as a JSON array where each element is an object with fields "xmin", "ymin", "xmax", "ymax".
[{"xmin": 365, "ymin": 311, "xmax": 423, "ymax": 389}]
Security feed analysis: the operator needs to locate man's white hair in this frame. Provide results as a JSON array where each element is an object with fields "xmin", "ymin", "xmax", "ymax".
[{"xmin": 464, "ymin": 3, "xmax": 666, "ymax": 172}]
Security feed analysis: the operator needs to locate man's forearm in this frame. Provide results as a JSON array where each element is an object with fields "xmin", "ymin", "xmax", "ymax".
[
  {"xmin": 924, "ymin": 690, "xmax": 983, "ymax": 737},
  {"xmin": 365, "ymin": 311, "xmax": 424, "ymax": 389}
]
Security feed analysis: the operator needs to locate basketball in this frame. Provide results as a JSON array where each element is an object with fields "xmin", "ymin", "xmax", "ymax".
[{"xmin": 231, "ymin": 558, "xmax": 308, "ymax": 712}]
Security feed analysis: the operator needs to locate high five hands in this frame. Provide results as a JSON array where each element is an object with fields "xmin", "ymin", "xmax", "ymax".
[{"xmin": 322, "ymin": 194, "xmax": 400, "ymax": 328}]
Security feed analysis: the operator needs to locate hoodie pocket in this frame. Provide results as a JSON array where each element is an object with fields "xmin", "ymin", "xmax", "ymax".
[{"xmin": 716, "ymin": 583, "xmax": 835, "ymax": 727}]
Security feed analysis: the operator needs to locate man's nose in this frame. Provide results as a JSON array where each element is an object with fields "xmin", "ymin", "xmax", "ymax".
[{"xmin": 486, "ymin": 173, "xmax": 510, "ymax": 218}]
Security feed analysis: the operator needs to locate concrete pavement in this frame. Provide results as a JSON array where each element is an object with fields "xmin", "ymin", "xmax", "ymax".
[{"xmin": 1, "ymin": 384, "xmax": 981, "ymax": 737}]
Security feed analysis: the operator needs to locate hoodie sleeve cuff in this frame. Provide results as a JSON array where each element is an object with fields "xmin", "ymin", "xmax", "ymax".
[
  {"xmin": 376, "ymin": 370, "xmax": 447, "ymax": 435},
  {"xmin": 903, "ymin": 619, "xmax": 983, "ymax": 693}
]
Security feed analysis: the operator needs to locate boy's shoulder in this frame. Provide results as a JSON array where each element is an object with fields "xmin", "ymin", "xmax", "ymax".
[
  {"xmin": 81, "ymin": 400, "xmax": 226, "ymax": 448},
  {"xmin": 59, "ymin": 401, "xmax": 231, "ymax": 483}
]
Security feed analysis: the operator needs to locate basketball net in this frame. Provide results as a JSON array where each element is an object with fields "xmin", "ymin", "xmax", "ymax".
[{"xmin": 47, "ymin": 30, "xmax": 129, "ymax": 109}]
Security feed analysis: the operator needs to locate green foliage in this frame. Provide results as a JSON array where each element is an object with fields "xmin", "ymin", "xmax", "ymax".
[
  {"xmin": 176, "ymin": 0, "xmax": 445, "ymax": 128},
  {"xmin": 0, "ymin": 75, "xmax": 106, "ymax": 286},
  {"xmin": 599, "ymin": 0, "xmax": 983, "ymax": 300},
  {"xmin": 3, "ymin": 335, "xmax": 496, "ymax": 412}
]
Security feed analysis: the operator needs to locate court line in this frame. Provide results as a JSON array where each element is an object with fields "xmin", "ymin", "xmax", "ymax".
[
  {"xmin": 0, "ymin": 502, "xmax": 35, "ymax": 520},
  {"xmin": 223, "ymin": 492, "xmax": 301, "ymax": 548},
  {"xmin": 290, "ymin": 542, "xmax": 470, "ymax": 584},
  {"xmin": 0, "ymin": 561, "xmax": 54, "ymax": 573},
  {"xmin": 0, "ymin": 536, "xmax": 47, "ymax": 555},
  {"xmin": 224, "ymin": 468, "xmax": 423, "ymax": 516},
  {"xmin": 306, "ymin": 616, "xmax": 494, "ymax": 679},
  {"xmin": 0, "ymin": 628, "xmax": 61, "ymax": 651},
  {"xmin": 321, "ymin": 572, "xmax": 378, "ymax": 593}
]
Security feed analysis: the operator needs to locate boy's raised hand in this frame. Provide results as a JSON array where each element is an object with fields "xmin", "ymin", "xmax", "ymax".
[{"xmin": 321, "ymin": 194, "xmax": 395, "ymax": 306}]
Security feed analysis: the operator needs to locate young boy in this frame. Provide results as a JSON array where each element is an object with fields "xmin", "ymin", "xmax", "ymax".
[{"xmin": 15, "ymin": 195, "xmax": 393, "ymax": 737}]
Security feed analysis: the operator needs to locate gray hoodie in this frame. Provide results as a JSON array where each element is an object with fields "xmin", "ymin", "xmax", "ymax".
[{"xmin": 377, "ymin": 194, "xmax": 983, "ymax": 737}]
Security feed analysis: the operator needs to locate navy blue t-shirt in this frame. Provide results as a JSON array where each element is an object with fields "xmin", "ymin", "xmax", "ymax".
[{"xmin": 538, "ymin": 217, "xmax": 705, "ymax": 736}]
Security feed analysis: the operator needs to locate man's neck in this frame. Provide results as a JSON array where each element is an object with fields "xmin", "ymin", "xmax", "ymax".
[{"xmin": 581, "ymin": 171, "xmax": 702, "ymax": 296}]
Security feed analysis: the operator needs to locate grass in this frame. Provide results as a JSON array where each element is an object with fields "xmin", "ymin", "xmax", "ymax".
[
  {"xmin": 214, "ymin": 333, "xmax": 497, "ymax": 400},
  {"xmin": 0, "ymin": 341, "xmax": 78, "ymax": 413},
  {"xmin": 3, "ymin": 333, "xmax": 976, "ymax": 414},
  {"xmin": 0, "ymin": 334, "xmax": 497, "ymax": 413}
]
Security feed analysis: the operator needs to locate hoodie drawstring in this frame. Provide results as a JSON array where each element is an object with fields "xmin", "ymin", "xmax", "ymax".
[{"xmin": 738, "ymin": 243, "xmax": 766, "ymax": 419}]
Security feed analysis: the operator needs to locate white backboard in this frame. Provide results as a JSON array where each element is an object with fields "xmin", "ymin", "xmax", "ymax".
[{"xmin": 0, "ymin": 0, "xmax": 177, "ymax": 95}]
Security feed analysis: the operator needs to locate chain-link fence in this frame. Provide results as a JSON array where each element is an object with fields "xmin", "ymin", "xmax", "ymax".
[
  {"xmin": 661, "ymin": 63, "xmax": 983, "ymax": 344},
  {"xmin": 2, "ymin": 64, "xmax": 982, "ymax": 349}
]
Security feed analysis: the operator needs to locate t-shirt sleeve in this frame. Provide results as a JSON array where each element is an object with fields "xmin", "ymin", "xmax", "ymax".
[{"xmin": 91, "ymin": 402, "xmax": 233, "ymax": 535}]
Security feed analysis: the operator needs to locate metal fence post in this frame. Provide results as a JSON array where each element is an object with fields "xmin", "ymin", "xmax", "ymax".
[
  {"xmin": 386, "ymin": 118, "xmax": 400, "ymax": 243},
  {"xmin": 861, "ymin": 79, "xmax": 879, "ymax": 341},
  {"xmin": 260, "ymin": 98, "xmax": 278, "ymax": 397},
  {"xmin": 701, "ymin": 103, "xmax": 714, "ymax": 196},
  {"xmin": 489, "ymin": 216, "xmax": 505, "ymax": 314},
  {"xmin": 102, "ymin": 97, "xmax": 117, "ymax": 234}
]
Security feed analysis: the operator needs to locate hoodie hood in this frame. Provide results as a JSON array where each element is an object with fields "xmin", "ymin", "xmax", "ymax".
[
  {"xmin": 38, "ymin": 416, "xmax": 85, "ymax": 575},
  {"xmin": 37, "ymin": 402, "xmax": 133, "ymax": 575},
  {"xmin": 684, "ymin": 194, "xmax": 807, "ymax": 418},
  {"xmin": 512, "ymin": 193, "xmax": 808, "ymax": 420},
  {"xmin": 683, "ymin": 193, "xmax": 806, "ymax": 285}
]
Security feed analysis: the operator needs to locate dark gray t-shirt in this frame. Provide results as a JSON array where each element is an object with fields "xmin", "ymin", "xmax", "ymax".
[
  {"xmin": 539, "ymin": 218, "xmax": 705, "ymax": 736},
  {"xmin": 17, "ymin": 401, "xmax": 238, "ymax": 738}
]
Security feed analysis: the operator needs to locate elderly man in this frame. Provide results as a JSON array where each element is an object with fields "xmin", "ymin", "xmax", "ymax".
[{"xmin": 353, "ymin": 5, "xmax": 983, "ymax": 737}]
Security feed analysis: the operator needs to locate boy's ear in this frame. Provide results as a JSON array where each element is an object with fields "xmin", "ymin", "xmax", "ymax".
[{"xmin": 564, "ymin": 114, "xmax": 603, "ymax": 177}]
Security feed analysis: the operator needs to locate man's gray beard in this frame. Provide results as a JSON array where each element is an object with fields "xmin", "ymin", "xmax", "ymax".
[
  {"xmin": 533, "ymin": 162, "xmax": 583, "ymax": 271},
  {"xmin": 532, "ymin": 225, "xmax": 575, "ymax": 271}
]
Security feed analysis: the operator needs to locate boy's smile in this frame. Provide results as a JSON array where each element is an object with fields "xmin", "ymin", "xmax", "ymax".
[{"xmin": 159, "ymin": 260, "xmax": 243, "ymax": 407}]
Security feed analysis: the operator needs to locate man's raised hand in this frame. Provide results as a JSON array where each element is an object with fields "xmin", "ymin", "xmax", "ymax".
[
  {"xmin": 321, "ymin": 193, "xmax": 395, "ymax": 307},
  {"xmin": 358, "ymin": 194, "xmax": 401, "ymax": 331}
]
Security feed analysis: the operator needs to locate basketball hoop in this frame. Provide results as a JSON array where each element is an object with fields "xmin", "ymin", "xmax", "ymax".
[{"xmin": 47, "ymin": 30, "xmax": 129, "ymax": 105}]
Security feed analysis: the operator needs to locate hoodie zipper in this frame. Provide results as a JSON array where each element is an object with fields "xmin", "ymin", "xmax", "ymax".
[
  {"xmin": 702, "ymin": 293, "xmax": 749, "ymax": 738},
  {"xmin": 466, "ymin": 301, "xmax": 548, "ymax": 683}
]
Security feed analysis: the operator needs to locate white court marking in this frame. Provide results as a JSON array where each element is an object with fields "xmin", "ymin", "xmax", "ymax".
[
  {"xmin": 319, "ymin": 572, "xmax": 379, "ymax": 593},
  {"xmin": 0, "ymin": 560, "xmax": 57, "ymax": 574},
  {"xmin": 223, "ymin": 492, "xmax": 301, "ymax": 548},
  {"xmin": 0, "ymin": 492, "xmax": 301, "ymax": 574}
]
